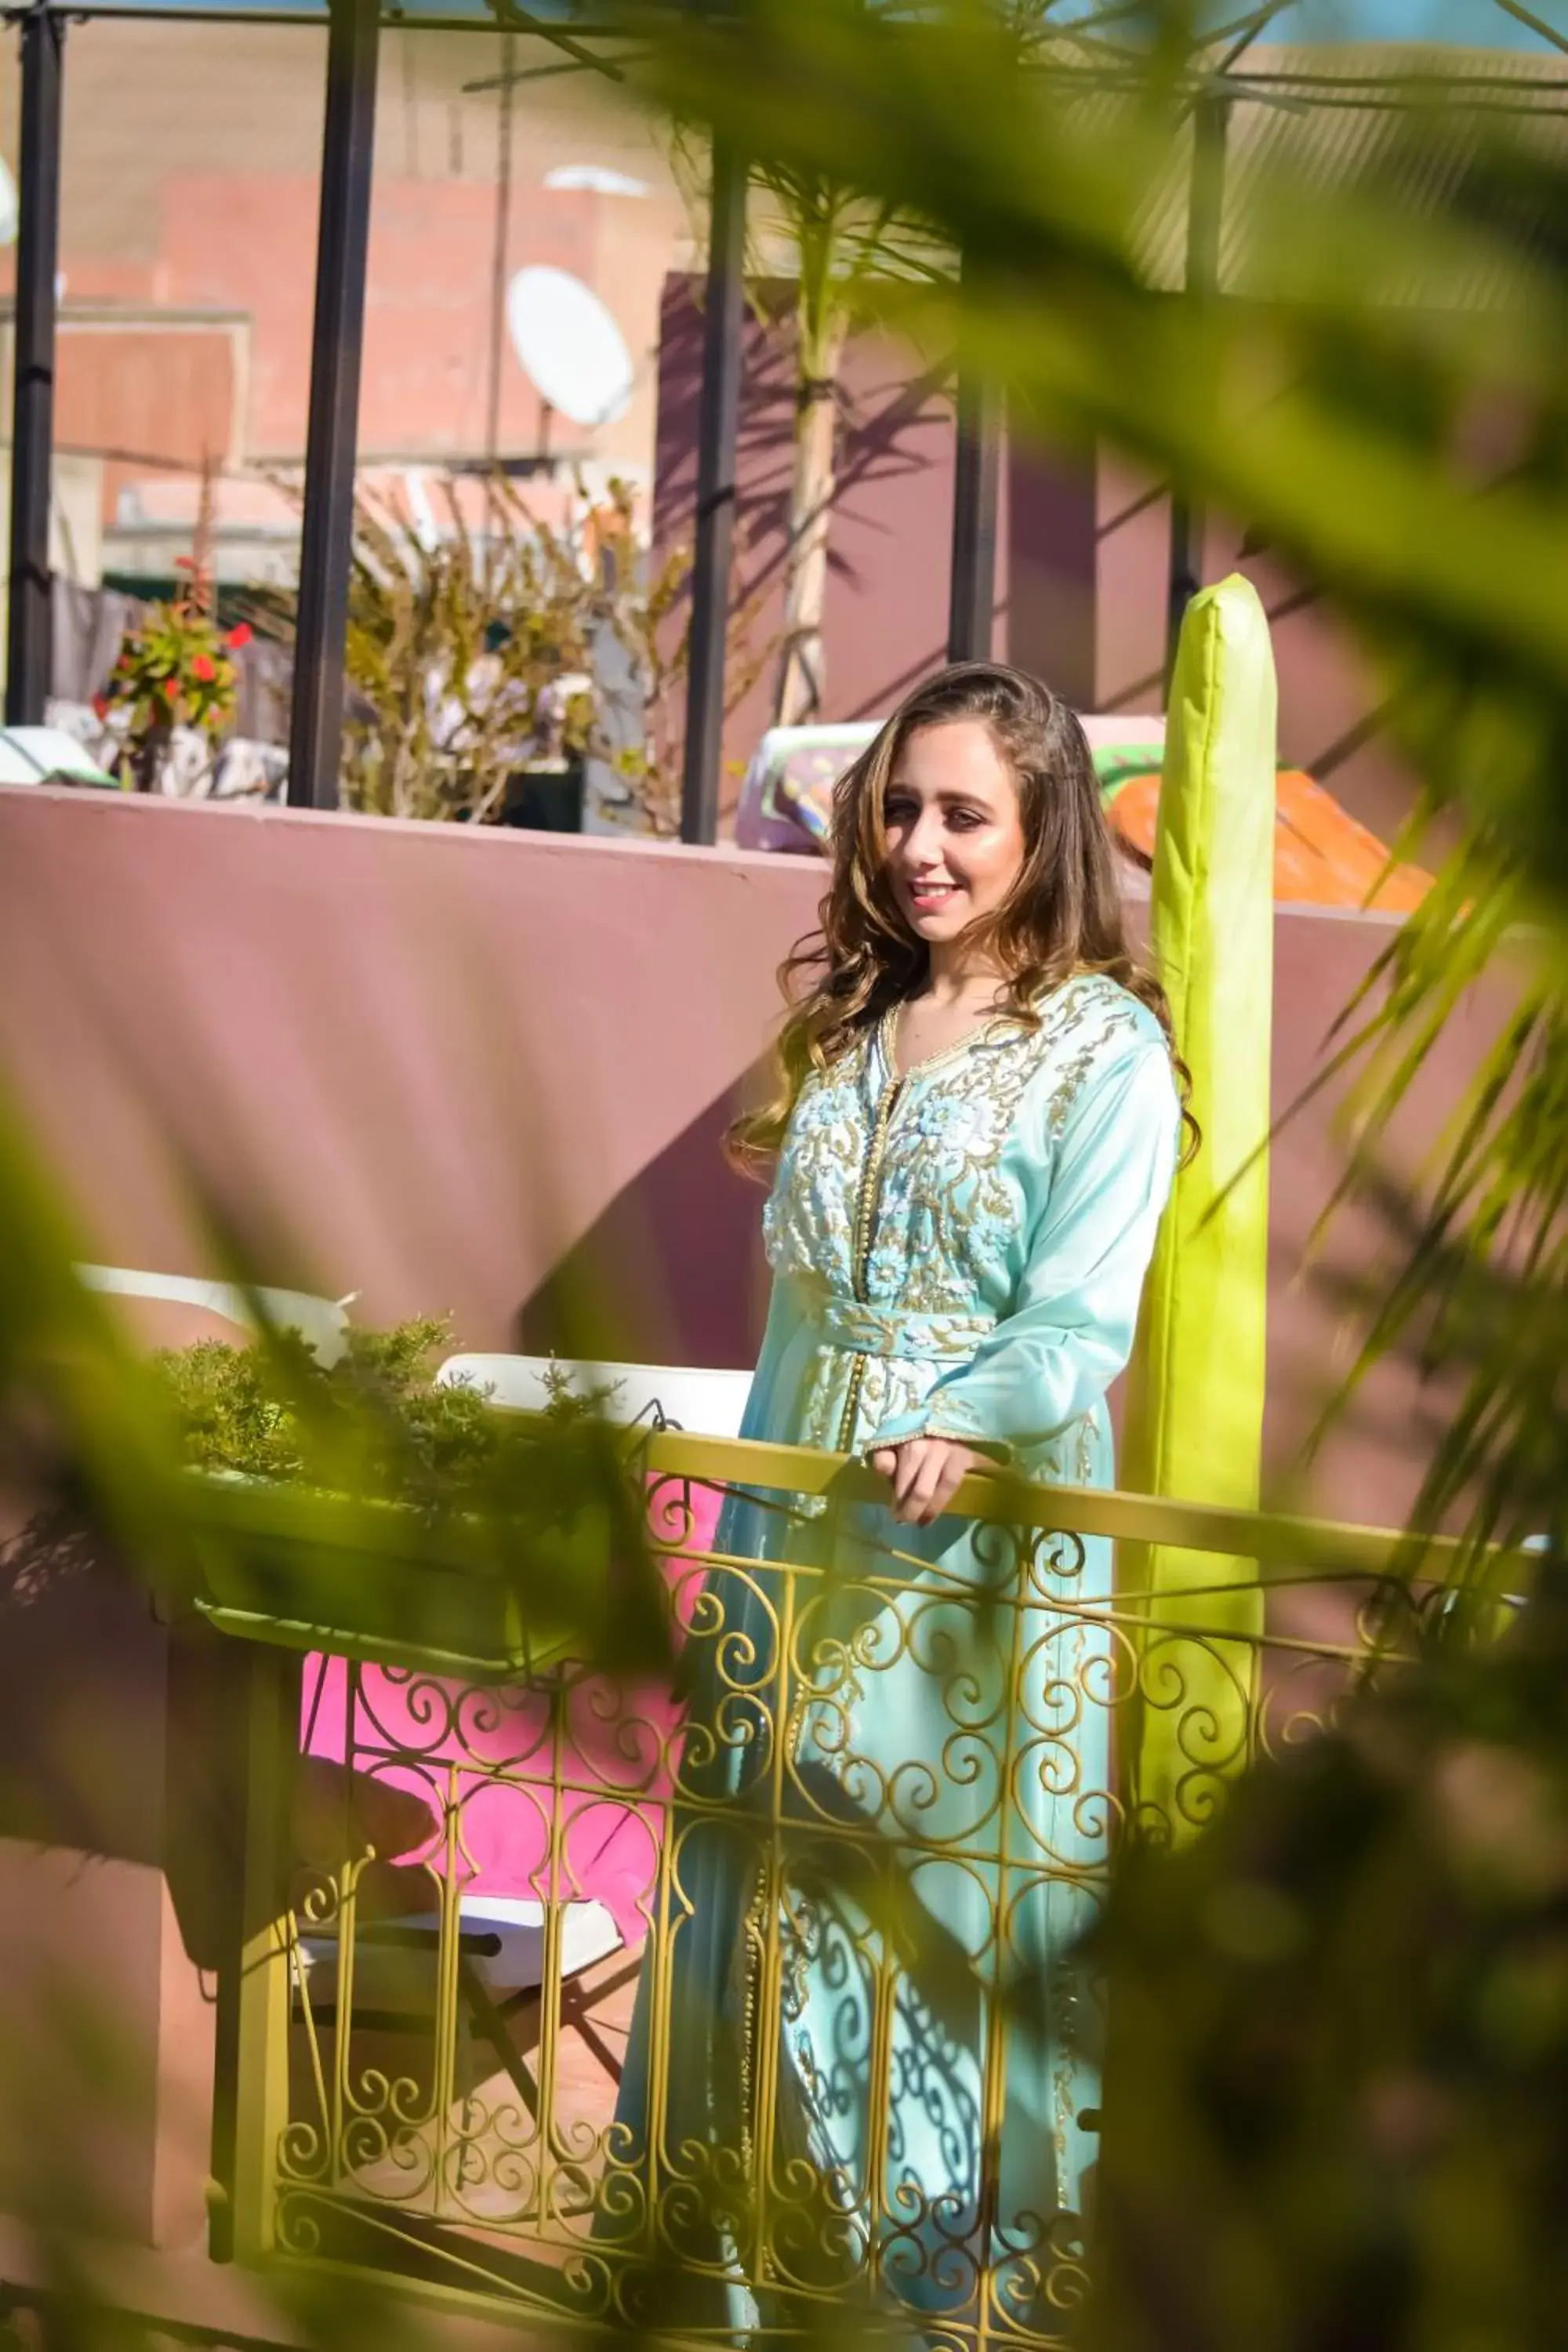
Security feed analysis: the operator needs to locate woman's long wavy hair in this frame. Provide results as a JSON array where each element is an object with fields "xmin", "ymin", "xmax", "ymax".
[{"xmin": 728, "ymin": 660, "xmax": 1196, "ymax": 1175}]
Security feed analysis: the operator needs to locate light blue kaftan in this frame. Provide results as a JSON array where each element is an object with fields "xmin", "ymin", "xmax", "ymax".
[{"xmin": 603, "ymin": 974, "xmax": 1179, "ymax": 2342}]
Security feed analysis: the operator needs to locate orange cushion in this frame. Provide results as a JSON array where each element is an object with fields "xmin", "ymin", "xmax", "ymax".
[{"xmin": 1106, "ymin": 768, "xmax": 1432, "ymax": 912}]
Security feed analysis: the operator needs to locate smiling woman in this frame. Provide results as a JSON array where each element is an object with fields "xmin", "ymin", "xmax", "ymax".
[
  {"xmin": 883, "ymin": 715, "xmax": 1027, "ymax": 975},
  {"xmin": 602, "ymin": 662, "xmax": 1193, "ymax": 2332}
]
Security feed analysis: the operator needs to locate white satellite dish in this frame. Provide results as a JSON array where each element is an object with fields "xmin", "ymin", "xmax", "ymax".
[
  {"xmin": 543, "ymin": 165, "xmax": 650, "ymax": 198},
  {"xmin": 0, "ymin": 159, "xmax": 17, "ymax": 249},
  {"xmin": 506, "ymin": 266, "xmax": 634, "ymax": 430}
]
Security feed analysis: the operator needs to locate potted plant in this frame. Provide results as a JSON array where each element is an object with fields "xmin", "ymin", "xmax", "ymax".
[
  {"xmin": 98, "ymin": 559, "xmax": 251, "ymax": 796},
  {"xmin": 248, "ymin": 470, "xmax": 772, "ymax": 834}
]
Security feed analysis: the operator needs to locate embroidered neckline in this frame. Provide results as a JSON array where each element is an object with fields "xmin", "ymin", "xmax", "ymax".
[
  {"xmin": 876, "ymin": 1000, "xmax": 1018, "ymax": 1086},
  {"xmin": 875, "ymin": 971, "xmax": 1112, "ymax": 1088}
]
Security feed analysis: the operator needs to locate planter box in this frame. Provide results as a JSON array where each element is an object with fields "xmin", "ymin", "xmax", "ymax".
[{"xmin": 173, "ymin": 1474, "xmax": 603, "ymax": 1684}]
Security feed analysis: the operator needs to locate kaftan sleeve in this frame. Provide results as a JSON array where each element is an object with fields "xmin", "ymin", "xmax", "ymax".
[{"xmin": 862, "ymin": 1036, "xmax": 1181, "ymax": 1460}]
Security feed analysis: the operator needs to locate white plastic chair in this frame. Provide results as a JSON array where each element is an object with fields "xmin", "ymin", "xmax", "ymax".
[
  {"xmin": 423, "ymin": 1356, "xmax": 750, "ymax": 2050},
  {"xmin": 75, "ymin": 1265, "xmax": 356, "ymax": 1367},
  {"xmin": 344, "ymin": 1351, "xmax": 753, "ymax": 2103}
]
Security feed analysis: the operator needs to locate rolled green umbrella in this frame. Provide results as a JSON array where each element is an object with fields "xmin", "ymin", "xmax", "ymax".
[{"xmin": 1120, "ymin": 572, "xmax": 1275, "ymax": 1842}]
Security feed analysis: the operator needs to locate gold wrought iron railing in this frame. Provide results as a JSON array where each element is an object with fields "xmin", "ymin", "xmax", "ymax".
[{"xmin": 206, "ymin": 1425, "xmax": 1528, "ymax": 2346}]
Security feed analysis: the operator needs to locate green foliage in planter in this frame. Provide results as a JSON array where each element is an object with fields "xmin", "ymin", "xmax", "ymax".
[
  {"xmin": 151, "ymin": 1316, "xmax": 622, "ymax": 1514},
  {"xmin": 145, "ymin": 1319, "xmax": 663, "ymax": 1677}
]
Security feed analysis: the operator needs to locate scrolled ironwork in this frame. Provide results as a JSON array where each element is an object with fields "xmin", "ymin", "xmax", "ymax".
[{"xmin": 245, "ymin": 1464, "xmax": 1435, "ymax": 2343}]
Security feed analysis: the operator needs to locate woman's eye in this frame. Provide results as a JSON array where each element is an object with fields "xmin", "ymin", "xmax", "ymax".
[{"xmin": 947, "ymin": 809, "xmax": 981, "ymax": 830}]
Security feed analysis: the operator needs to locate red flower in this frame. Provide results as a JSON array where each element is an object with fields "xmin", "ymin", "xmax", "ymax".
[
  {"xmin": 164, "ymin": 677, "xmax": 180, "ymax": 704},
  {"xmin": 191, "ymin": 653, "xmax": 216, "ymax": 683},
  {"xmin": 92, "ymin": 692, "xmax": 108, "ymax": 719},
  {"xmin": 227, "ymin": 622, "xmax": 252, "ymax": 651}
]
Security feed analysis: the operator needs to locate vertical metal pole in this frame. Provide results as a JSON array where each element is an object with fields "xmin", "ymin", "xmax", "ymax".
[
  {"xmin": 288, "ymin": 0, "xmax": 380, "ymax": 811},
  {"xmin": 1165, "ymin": 93, "xmax": 1230, "ymax": 697},
  {"xmin": 5, "ymin": 3, "xmax": 64, "ymax": 727},
  {"xmin": 483, "ymin": 24, "xmax": 515, "ymax": 568},
  {"xmin": 680, "ymin": 136, "xmax": 746, "ymax": 848},
  {"xmin": 947, "ymin": 352, "xmax": 1001, "ymax": 666}
]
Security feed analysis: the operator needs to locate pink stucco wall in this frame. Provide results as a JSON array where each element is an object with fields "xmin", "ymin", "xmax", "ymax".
[
  {"xmin": 653, "ymin": 280, "xmax": 1011, "ymax": 820},
  {"xmin": 652, "ymin": 281, "xmax": 1420, "ymax": 850},
  {"xmin": 0, "ymin": 786, "xmax": 1493, "ymax": 1533},
  {"xmin": 0, "ymin": 789, "xmax": 818, "ymax": 1369},
  {"xmin": 0, "ymin": 786, "xmax": 1502, "ymax": 2268}
]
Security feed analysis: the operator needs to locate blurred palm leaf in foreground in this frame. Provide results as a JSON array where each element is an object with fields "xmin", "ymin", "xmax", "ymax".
[
  {"xmin": 1090, "ymin": 1553, "xmax": 1568, "ymax": 2352},
  {"xmin": 609, "ymin": 0, "xmax": 1568, "ymax": 1556},
  {"xmin": 605, "ymin": 3, "xmax": 1568, "ymax": 2344},
  {"xmin": 5, "ymin": 5, "xmax": 1568, "ymax": 2350}
]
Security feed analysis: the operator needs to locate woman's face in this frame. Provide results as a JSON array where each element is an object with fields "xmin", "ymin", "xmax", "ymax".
[{"xmin": 881, "ymin": 718, "xmax": 1027, "ymax": 948}]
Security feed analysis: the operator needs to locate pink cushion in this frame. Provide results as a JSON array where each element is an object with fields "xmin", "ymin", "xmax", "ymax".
[{"xmin": 301, "ymin": 1479, "xmax": 724, "ymax": 1946}]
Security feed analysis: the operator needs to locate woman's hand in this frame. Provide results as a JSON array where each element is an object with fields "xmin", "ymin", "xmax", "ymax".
[{"xmin": 868, "ymin": 1436, "xmax": 993, "ymax": 1526}]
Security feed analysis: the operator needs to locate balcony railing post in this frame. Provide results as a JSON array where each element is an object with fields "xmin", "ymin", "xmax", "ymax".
[{"xmin": 218, "ymin": 1644, "xmax": 300, "ymax": 2266}]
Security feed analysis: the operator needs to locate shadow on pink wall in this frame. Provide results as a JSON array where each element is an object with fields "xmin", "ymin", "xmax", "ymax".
[
  {"xmin": 653, "ymin": 278, "xmax": 994, "ymax": 814},
  {"xmin": 514, "ymin": 1076, "xmax": 771, "ymax": 1367},
  {"xmin": 652, "ymin": 272, "xmax": 1423, "ymax": 851}
]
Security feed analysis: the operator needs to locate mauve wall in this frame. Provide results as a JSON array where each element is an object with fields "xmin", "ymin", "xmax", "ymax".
[
  {"xmin": 1094, "ymin": 453, "xmax": 1423, "ymax": 851},
  {"xmin": 653, "ymin": 281, "xmax": 1112, "ymax": 815},
  {"xmin": 652, "ymin": 280, "xmax": 1418, "ymax": 848},
  {"xmin": 0, "ymin": 787, "xmax": 1493, "ymax": 1533},
  {"xmin": 654, "ymin": 280, "xmax": 983, "ymax": 818},
  {"xmin": 0, "ymin": 789, "xmax": 810, "ymax": 1371}
]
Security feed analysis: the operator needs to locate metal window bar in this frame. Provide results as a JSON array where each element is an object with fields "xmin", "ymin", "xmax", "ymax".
[
  {"xmin": 948, "ymin": 336, "xmax": 1002, "ymax": 668},
  {"xmin": 287, "ymin": 0, "xmax": 380, "ymax": 810},
  {"xmin": 5, "ymin": 1, "xmax": 64, "ymax": 727},
  {"xmin": 1164, "ymin": 89, "xmax": 1232, "ymax": 699},
  {"xmin": 679, "ymin": 134, "xmax": 747, "ymax": 848}
]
